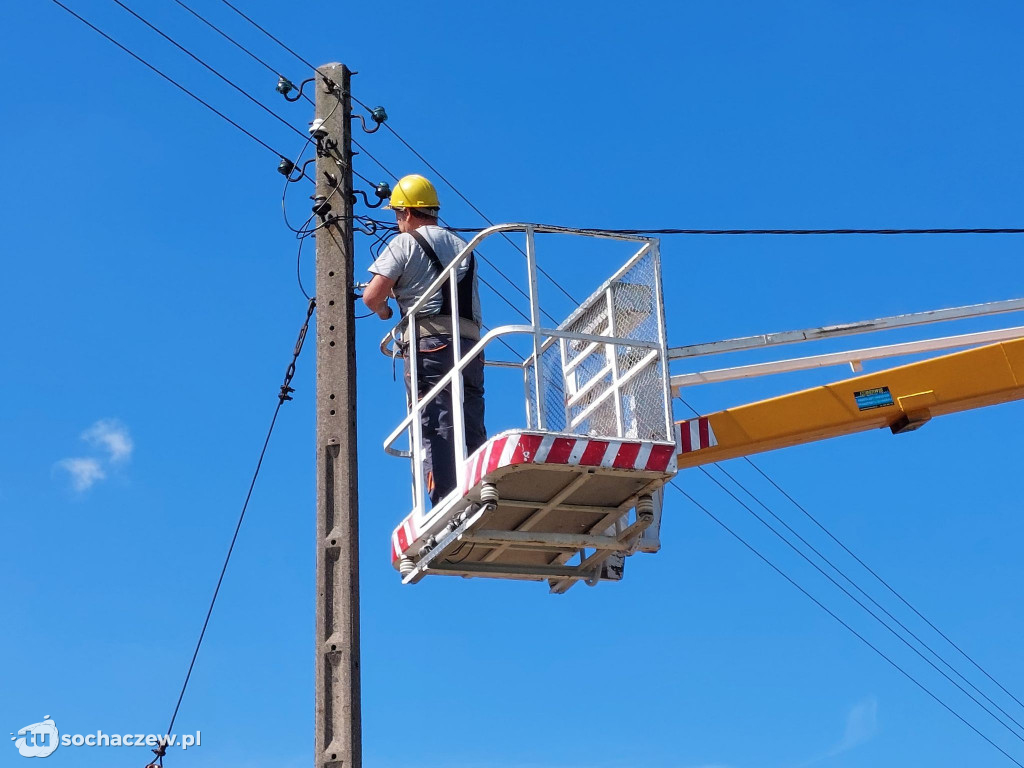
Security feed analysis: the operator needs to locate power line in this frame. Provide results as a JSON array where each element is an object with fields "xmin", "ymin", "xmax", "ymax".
[
  {"xmin": 347, "ymin": 143, "xmax": 531, "ymax": 356},
  {"xmin": 374, "ymin": 121, "xmax": 580, "ymax": 305},
  {"xmin": 351, "ymin": 141, "xmax": 545, "ymax": 319},
  {"xmin": 675, "ymin": 399, "xmax": 1024, "ymax": 729},
  {"xmin": 348, "ymin": 140, "xmax": 542, "ymax": 324},
  {"xmin": 48, "ymin": 0, "xmax": 288, "ymax": 160},
  {"xmin": 717, "ymin": 464, "xmax": 1024, "ymax": 733},
  {"xmin": 143, "ymin": 20, "xmax": 1024, "ymax": 725},
  {"xmin": 306, "ymin": 134, "xmax": 527, "ymax": 358},
  {"xmin": 218, "ymin": 0, "xmax": 328, "ymax": 79},
  {"xmin": 445, "ymin": 225, "xmax": 1024, "ymax": 237},
  {"xmin": 208, "ymin": 4, "xmax": 580, "ymax": 306},
  {"xmin": 91, "ymin": 0, "xmax": 1024, "ymax": 742},
  {"xmin": 697, "ymin": 463, "xmax": 1024, "ymax": 743},
  {"xmin": 171, "ymin": 0, "xmax": 281, "ymax": 79},
  {"xmin": 745, "ymin": 456, "xmax": 1024, "ymax": 712},
  {"xmin": 162, "ymin": 298, "xmax": 315, "ymax": 747},
  {"xmin": 110, "ymin": 0, "xmax": 308, "ymax": 144},
  {"xmin": 618, "ymin": 227, "xmax": 1024, "ymax": 235},
  {"xmin": 670, "ymin": 480, "xmax": 1024, "ymax": 768},
  {"xmin": 171, "ymin": 0, "xmax": 315, "ymax": 109}
]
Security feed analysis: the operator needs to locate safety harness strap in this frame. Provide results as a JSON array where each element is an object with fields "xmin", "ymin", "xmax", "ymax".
[{"xmin": 409, "ymin": 230, "xmax": 477, "ymax": 332}]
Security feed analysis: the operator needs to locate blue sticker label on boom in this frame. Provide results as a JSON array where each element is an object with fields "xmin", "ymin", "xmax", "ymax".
[{"xmin": 854, "ymin": 386, "xmax": 894, "ymax": 411}]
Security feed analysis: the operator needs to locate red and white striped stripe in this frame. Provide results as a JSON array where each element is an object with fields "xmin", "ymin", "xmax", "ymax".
[
  {"xmin": 460, "ymin": 432, "xmax": 677, "ymax": 494},
  {"xmin": 675, "ymin": 417, "xmax": 717, "ymax": 453},
  {"xmin": 390, "ymin": 514, "xmax": 418, "ymax": 564},
  {"xmin": 393, "ymin": 431, "xmax": 678, "ymax": 564}
]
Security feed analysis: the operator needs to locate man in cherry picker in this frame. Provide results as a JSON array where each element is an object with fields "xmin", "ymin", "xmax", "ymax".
[{"xmin": 362, "ymin": 174, "xmax": 486, "ymax": 506}]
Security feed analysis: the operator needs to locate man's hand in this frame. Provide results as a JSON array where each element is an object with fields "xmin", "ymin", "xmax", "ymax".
[{"xmin": 363, "ymin": 273, "xmax": 397, "ymax": 320}]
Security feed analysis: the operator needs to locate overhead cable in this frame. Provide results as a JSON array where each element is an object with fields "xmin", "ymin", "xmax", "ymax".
[
  {"xmin": 721, "ymin": 463, "xmax": 1024, "ymax": 733},
  {"xmin": 48, "ymin": 0, "xmax": 288, "ymax": 160},
  {"xmin": 172, "ymin": 0, "xmax": 284, "ymax": 79},
  {"xmin": 218, "ymin": 0, "xmax": 328, "ymax": 79},
  {"xmin": 698, "ymin": 463, "xmax": 1024, "ymax": 743},
  {"xmin": 110, "ymin": 0, "xmax": 308, "ymax": 144},
  {"xmin": 676, "ymin": 394, "xmax": 1024, "ymax": 720},
  {"xmin": 348, "ymin": 140, "xmax": 543, "ymax": 324},
  {"xmin": 444, "ymin": 225, "xmax": 1024, "ymax": 237},
  {"xmin": 744, "ymin": 456, "xmax": 1024, "ymax": 712},
  {"xmin": 670, "ymin": 481, "xmax": 1024, "ymax": 768},
  {"xmin": 209, "ymin": 5, "xmax": 581, "ymax": 306},
  {"xmin": 373, "ymin": 120, "xmax": 580, "ymax": 305},
  {"xmin": 160, "ymin": 298, "xmax": 316, "ymax": 759}
]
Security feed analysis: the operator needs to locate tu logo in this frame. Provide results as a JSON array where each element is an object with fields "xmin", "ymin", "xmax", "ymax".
[{"xmin": 11, "ymin": 716, "xmax": 59, "ymax": 758}]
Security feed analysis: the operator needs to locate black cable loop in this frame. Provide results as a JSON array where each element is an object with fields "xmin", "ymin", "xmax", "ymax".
[
  {"xmin": 288, "ymin": 158, "xmax": 316, "ymax": 183},
  {"xmin": 284, "ymin": 76, "xmax": 317, "ymax": 103},
  {"xmin": 352, "ymin": 189, "xmax": 387, "ymax": 209},
  {"xmin": 281, "ymin": 140, "xmax": 315, "ymax": 234},
  {"xmin": 352, "ymin": 217, "xmax": 378, "ymax": 236},
  {"xmin": 351, "ymin": 112, "xmax": 384, "ymax": 134},
  {"xmin": 296, "ymin": 237, "xmax": 311, "ymax": 300}
]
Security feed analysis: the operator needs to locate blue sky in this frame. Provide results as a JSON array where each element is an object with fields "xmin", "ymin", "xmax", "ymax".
[{"xmin": 3, "ymin": 1, "xmax": 1024, "ymax": 767}]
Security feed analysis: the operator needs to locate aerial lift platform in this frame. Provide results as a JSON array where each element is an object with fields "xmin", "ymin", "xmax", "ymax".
[{"xmin": 380, "ymin": 224, "xmax": 1024, "ymax": 593}]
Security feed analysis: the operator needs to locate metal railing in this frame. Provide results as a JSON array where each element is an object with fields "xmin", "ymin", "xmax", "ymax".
[{"xmin": 378, "ymin": 223, "xmax": 672, "ymax": 522}]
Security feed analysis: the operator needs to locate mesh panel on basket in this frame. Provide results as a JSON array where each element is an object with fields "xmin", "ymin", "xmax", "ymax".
[
  {"xmin": 612, "ymin": 254, "xmax": 659, "ymax": 346},
  {"xmin": 527, "ymin": 246, "xmax": 668, "ymax": 440},
  {"xmin": 619, "ymin": 356, "xmax": 669, "ymax": 440},
  {"xmin": 525, "ymin": 357, "xmax": 539, "ymax": 429},
  {"xmin": 524, "ymin": 343, "xmax": 569, "ymax": 431},
  {"xmin": 564, "ymin": 300, "xmax": 610, "ymax": 363},
  {"xmin": 541, "ymin": 344, "xmax": 567, "ymax": 432}
]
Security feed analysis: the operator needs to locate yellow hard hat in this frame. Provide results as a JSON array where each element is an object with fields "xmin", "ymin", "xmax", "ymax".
[{"xmin": 386, "ymin": 174, "xmax": 440, "ymax": 210}]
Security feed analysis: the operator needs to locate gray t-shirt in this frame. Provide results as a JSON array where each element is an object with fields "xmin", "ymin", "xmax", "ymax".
[{"xmin": 369, "ymin": 225, "xmax": 481, "ymax": 323}]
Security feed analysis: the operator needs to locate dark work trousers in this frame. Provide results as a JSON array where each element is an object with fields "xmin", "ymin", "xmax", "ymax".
[{"xmin": 404, "ymin": 334, "xmax": 486, "ymax": 506}]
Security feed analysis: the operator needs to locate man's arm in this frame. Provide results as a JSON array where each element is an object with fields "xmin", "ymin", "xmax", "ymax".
[{"xmin": 363, "ymin": 274, "xmax": 396, "ymax": 320}]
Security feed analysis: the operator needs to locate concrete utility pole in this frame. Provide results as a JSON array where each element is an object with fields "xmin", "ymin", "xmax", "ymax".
[{"xmin": 313, "ymin": 62, "xmax": 360, "ymax": 768}]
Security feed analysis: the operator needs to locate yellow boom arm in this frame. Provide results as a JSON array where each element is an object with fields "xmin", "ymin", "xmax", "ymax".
[{"xmin": 676, "ymin": 337, "xmax": 1024, "ymax": 468}]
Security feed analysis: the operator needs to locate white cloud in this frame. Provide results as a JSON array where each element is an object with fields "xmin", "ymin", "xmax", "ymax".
[
  {"xmin": 82, "ymin": 419, "xmax": 133, "ymax": 463},
  {"xmin": 56, "ymin": 419, "xmax": 133, "ymax": 491},
  {"xmin": 796, "ymin": 697, "xmax": 878, "ymax": 767},
  {"xmin": 832, "ymin": 697, "xmax": 878, "ymax": 754},
  {"xmin": 57, "ymin": 458, "xmax": 106, "ymax": 492}
]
